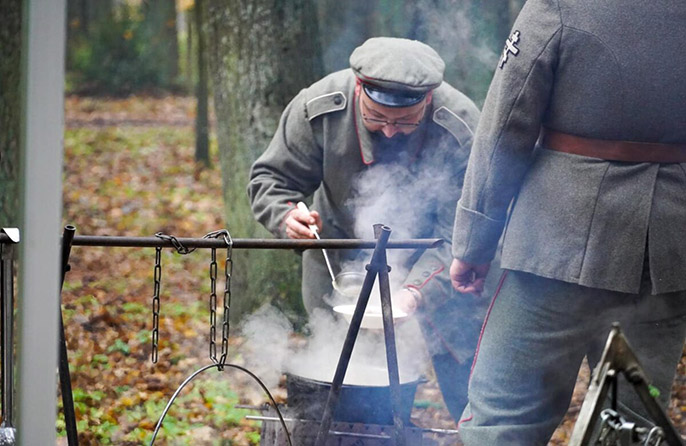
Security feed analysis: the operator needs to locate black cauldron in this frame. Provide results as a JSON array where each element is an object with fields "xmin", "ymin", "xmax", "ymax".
[{"xmin": 285, "ymin": 371, "xmax": 421, "ymax": 425}]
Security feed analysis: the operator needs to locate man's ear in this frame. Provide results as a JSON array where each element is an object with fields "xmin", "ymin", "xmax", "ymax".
[{"xmin": 425, "ymin": 90, "xmax": 433, "ymax": 105}]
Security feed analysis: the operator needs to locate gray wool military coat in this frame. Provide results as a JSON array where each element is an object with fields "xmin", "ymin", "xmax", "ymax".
[
  {"xmin": 249, "ymin": 69, "xmax": 483, "ymax": 357},
  {"xmin": 452, "ymin": 0, "xmax": 686, "ymax": 295}
]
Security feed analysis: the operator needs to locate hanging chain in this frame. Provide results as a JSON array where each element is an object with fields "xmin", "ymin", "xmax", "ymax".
[
  {"xmin": 151, "ymin": 246, "xmax": 162, "ymax": 364},
  {"xmin": 204, "ymin": 230, "xmax": 233, "ymax": 370},
  {"xmin": 208, "ymin": 247, "xmax": 219, "ymax": 364},
  {"xmin": 150, "ymin": 232, "xmax": 194, "ymax": 365},
  {"xmin": 219, "ymin": 232, "xmax": 233, "ymax": 367}
]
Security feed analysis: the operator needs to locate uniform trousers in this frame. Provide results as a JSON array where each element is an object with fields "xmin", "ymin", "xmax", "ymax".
[{"xmin": 458, "ymin": 269, "xmax": 686, "ymax": 446}]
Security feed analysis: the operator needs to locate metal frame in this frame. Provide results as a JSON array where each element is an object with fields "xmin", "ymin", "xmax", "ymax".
[
  {"xmin": 0, "ymin": 227, "xmax": 442, "ymax": 444},
  {"xmin": 569, "ymin": 323, "xmax": 684, "ymax": 446}
]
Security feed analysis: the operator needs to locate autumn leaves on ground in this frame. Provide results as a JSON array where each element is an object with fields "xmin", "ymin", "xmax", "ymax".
[
  {"xmin": 62, "ymin": 95, "xmax": 257, "ymax": 445},
  {"xmin": 61, "ymin": 96, "xmax": 686, "ymax": 445}
]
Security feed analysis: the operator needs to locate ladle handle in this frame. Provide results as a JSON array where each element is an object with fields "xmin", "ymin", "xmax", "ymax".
[
  {"xmin": 297, "ymin": 202, "xmax": 337, "ymax": 285},
  {"xmin": 296, "ymin": 202, "xmax": 320, "ymax": 234}
]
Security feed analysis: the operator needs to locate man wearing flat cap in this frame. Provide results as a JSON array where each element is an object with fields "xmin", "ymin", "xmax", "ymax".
[{"xmin": 248, "ymin": 37, "xmax": 496, "ymax": 420}]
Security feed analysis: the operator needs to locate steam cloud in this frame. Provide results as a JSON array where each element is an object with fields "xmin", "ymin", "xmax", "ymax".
[{"xmin": 239, "ymin": 304, "xmax": 428, "ymax": 389}]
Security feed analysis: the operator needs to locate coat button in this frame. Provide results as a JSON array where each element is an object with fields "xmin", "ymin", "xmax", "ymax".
[
  {"xmin": 436, "ymin": 109, "xmax": 446, "ymax": 120},
  {"xmin": 422, "ymin": 271, "xmax": 430, "ymax": 277},
  {"xmin": 333, "ymin": 95, "xmax": 343, "ymax": 105},
  {"xmin": 413, "ymin": 280, "xmax": 422, "ymax": 285}
]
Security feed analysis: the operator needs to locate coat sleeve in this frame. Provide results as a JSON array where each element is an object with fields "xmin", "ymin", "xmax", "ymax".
[
  {"xmin": 247, "ymin": 90, "xmax": 324, "ymax": 238},
  {"xmin": 403, "ymin": 185, "xmax": 465, "ymax": 311},
  {"xmin": 402, "ymin": 100, "xmax": 479, "ymax": 309},
  {"xmin": 451, "ymin": 0, "xmax": 562, "ymax": 264}
]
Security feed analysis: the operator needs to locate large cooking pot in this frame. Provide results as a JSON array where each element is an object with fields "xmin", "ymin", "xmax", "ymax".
[{"xmin": 285, "ymin": 365, "xmax": 421, "ymax": 425}]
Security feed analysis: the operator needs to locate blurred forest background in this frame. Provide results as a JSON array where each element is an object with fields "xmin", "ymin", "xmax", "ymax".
[{"xmin": 6, "ymin": 1, "xmax": 686, "ymax": 445}]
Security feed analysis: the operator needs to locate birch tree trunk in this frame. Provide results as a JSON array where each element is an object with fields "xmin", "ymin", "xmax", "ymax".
[{"xmin": 207, "ymin": 0, "xmax": 323, "ymax": 319}]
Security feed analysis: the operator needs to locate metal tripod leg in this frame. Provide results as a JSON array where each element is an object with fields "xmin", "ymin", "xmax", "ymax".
[
  {"xmin": 314, "ymin": 225, "xmax": 405, "ymax": 446},
  {"xmin": 375, "ymin": 224, "xmax": 405, "ymax": 446}
]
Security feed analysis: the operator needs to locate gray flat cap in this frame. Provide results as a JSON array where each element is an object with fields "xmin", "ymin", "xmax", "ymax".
[{"xmin": 350, "ymin": 37, "xmax": 445, "ymax": 100}]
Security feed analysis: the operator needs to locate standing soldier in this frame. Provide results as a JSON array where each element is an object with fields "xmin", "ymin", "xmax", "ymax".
[
  {"xmin": 248, "ymin": 37, "xmax": 497, "ymax": 420},
  {"xmin": 450, "ymin": 0, "xmax": 686, "ymax": 444}
]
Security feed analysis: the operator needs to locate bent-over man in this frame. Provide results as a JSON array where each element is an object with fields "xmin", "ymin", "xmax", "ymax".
[{"xmin": 249, "ymin": 37, "xmax": 499, "ymax": 420}]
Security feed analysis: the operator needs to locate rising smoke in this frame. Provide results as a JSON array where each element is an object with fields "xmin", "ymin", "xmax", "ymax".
[{"xmin": 239, "ymin": 303, "xmax": 428, "ymax": 389}]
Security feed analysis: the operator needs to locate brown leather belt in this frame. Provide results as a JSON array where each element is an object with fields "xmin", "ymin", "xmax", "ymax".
[{"xmin": 541, "ymin": 128, "xmax": 686, "ymax": 163}]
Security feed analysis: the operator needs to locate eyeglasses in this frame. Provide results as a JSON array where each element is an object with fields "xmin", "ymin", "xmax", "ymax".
[{"xmin": 360, "ymin": 97, "xmax": 425, "ymax": 130}]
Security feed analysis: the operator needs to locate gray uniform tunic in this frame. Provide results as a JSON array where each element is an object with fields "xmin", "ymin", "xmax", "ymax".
[
  {"xmin": 450, "ymin": 1, "xmax": 686, "ymax": 444},
  {"xmin": 452, "ymin": 0, "xmax": 686, "ymax": 295}
]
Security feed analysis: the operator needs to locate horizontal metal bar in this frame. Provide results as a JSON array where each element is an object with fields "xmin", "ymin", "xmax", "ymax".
[
  {"xmin": 245, "ymin": 415, "xmax": 310, "ymax": 423},
  {"xmin": 245, "ymin": 416, "xmax": 391, "ymax": 439},
  {"xmin": 418, "ymin": 427, "xmax": 460, "ymax": 435},
  {"xmin": 244, "ymin": 415, "xmax": 459, "ymax": 435},
  {"xmin": 330, "ymin": 430, "xmax": 390, "ymax": 440},
  {"xmin": 0, "ymin": 234, "xmax": 443, "ymax": 250}
]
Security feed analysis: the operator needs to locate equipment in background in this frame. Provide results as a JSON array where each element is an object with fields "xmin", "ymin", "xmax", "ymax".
[{"xmin": 570, "ymin": 323, "xmax": 683, "ymax": 446}]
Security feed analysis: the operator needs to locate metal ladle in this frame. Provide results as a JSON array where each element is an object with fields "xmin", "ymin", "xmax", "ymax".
[{"xmin": 296, "ymin": 202, "xmax": 339, "ymax": 291}]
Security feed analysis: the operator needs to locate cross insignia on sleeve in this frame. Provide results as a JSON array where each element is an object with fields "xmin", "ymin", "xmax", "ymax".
[{"xmin": 499, "ymin": 30, "xmax": 521, "ymax": 69}]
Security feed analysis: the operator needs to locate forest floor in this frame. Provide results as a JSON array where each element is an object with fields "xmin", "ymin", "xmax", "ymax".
[{"xmin": 59, "ymin": 95, "xmax": 686, "ymax": 445}]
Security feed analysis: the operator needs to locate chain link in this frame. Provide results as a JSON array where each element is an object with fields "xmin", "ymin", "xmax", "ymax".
[
  {"xmin": 155, "ymin": 232, "xmax": 196, "ymax": 255},
  {"xmin": 643, "ymin": 427, "xmax": 664, "ymax": 446},
  {"xmin": 151, "ymin": 246, "xmax": 162, "ymax": 363},
  {"xmin": 219, "ymin": 233, "xmax": 233, "ymax": 366},
  {"xmin": 208, "ymin": 247, "xmax": 219, "ymax": 364},
  {"xmin": 203, "ymin": 230, "xmax": 233, "ymax": 370}
]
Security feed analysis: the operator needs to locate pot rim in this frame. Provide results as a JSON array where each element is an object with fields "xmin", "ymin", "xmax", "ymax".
[{"xmin": 284, "ymin": 370, "xmax": 425, "ymax": 388}]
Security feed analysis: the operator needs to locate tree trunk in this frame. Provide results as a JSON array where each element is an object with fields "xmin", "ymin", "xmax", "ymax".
[
  {"xmin": 316, "ymin": 0, "xmax": 377, "ymax": 73},
  {"xmin": 90, "ymin": 0, "xmax": 113, "ymax": 29},
  {"xmin": 142, "ymin": 0, "xmax": 180, "ymax": 88},
  {"xmin": 0, "ymin": 0, "xmax": 22, "ymax": 227},
  {"xmin": 207, "ymin": 0, "xmax": 323, "ymax": 319},
  {"xmin": 194, "ymin": 0, "xmax": 210, "ymax": 167},
  {"xmin": 185, "ymin": 7, "xmax": 194, "ymax": 92}
]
